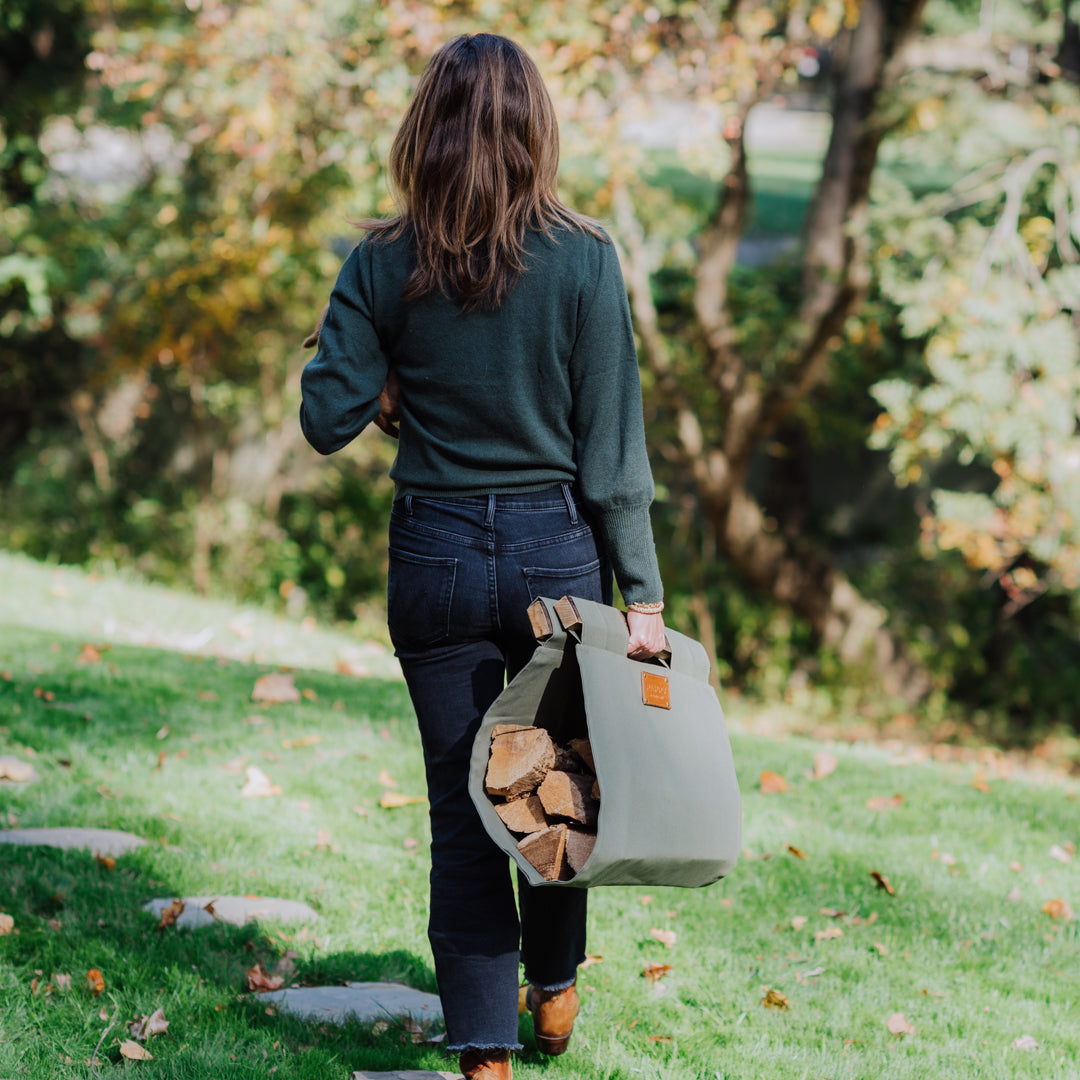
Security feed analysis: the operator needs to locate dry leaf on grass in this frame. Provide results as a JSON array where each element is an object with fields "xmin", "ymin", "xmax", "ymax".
[
  {"xmin": 887, "ymin": 1012, "xmax": 915, "ymax": 1036},
  {"xmin": 245, "ymin": 963, "xmax": 285, "ymax": 992},
  {"xmin": 377, "ymin": 769, "xmax": 397, "ymax": 787},
  {"xmin": 1049, "ymin": 844, "xmax": 1073, "ymax": 864},
  {"xmin": 0, "ymin": 913, "xmax": 14, "ymax": 935},
  {"xmin": 241, "ymin": 766, "xmax": 282, "ymax": 798},
  {"xmin": 219, "ymin": 756, "xmax": 247, "ymax": 776},
  {"xmin": 970, "ymin": 771, "xmax": 991, "ymax": 793},
  {"xmin": 1011, "ymin": 1034, "xmax": 1040, "ymax": 1051},
  {"xmin": 815, "ymin": 926, "xmax": 844, "ymax": 942},
  {"xmin": 642, "ymin": 962, "xmax": 672, "ymax": 983},
  {"xmin": 1009, "ymin": 860, "xmax": 1023, "ymax": 872},
  {"xmin": 1041, "ymin": 898, "xmax": 1074, "ymax": 920},
  {"xmin": 402, "ymin": 838, "xmax": 420, "ymax": 850},
  {"xmin": 118, "ymin": 1040, "xmax": 153, "ymax": 1060},
  {"xmin": 795, "ymin": 966, "xmax": 825, "ymax": 983},
  {"xmin": 1006, "ymin": 885, "xmax": 1022, "ymax": 903},
  {"xmin": 95, "ymin": 854, "xmax": 116, "ymax": 871},
  {"xmin": 786, "ymin": 844, "xmax": 808, "ymax": 859},
  {"xmin": 379, "ymin": 791, "xmax": 427, "ymax": 809},
  {"xmin": 251, "ymin": 672, "xmax": 300, "ymax": 704},
  {"xmin": 761, "ymin": 988, "xmax": 790, "ymax": 1010},
  {"xmin": 791, "ymin": 915, "xmax": 808, "ymax": 931},
  {"xmin": 77, "ymin": 644, "xmax": 106, "ymax": 665},
  {"xmin": 819, "ymin": 907, "xmax": 845, "ymax": 918},
  {"xmin": 866, "ymin": 794, "xmax": 904, "ymax": 811},
  {"xmin": 282, "ymin": 735, "xmax": 321, "ymax": 750},
  {"xmin": 648, "ymin": 1034, "xmax": 674, "ymax": 1043},
  {"xmin": 128, "ymin": 1008, "xmax": 169, "ymax": 1040},
  {"xmin": 580, "ymin": 954, "xmax": 603, "ymax": 968},
  {"xmin": 759, "ymin": 770, "xmax": 788, "ymax": 794},
  {"xmin": 53, "ymin": 973, "xmax": 72, "ymax": 991},
  {"xmin": 156, "ymin": 899, "xmax": 185, "ymax": 931},
  {"xmin": 86, "ymin": 969, "xmax": 105, "ymax": 994},
  {"xmin": 649, "ymin": 928, "xmax": 677, "ymax": 948},
  {"xmin": 812, "ymin": 751, "xmax": 838, "ymax": 780},
  {"xmin": 870, "ymin": 870, "xmax": 896, "ymax": 895},
  {"xmin": 871, "ymin": 942, "xmax": 888, "ymax": 956}
]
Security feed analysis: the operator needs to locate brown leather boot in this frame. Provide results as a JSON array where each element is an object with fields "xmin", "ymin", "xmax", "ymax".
[
  {"xmin": 526, "ymin": 982, "xmax": 580, "ymax": 1055},
  {"xmin": 458, "ymin": 1047, "xmax": 512, "ymax": 1080}
]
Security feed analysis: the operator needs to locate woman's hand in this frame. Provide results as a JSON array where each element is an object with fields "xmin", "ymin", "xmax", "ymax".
[
  {"xmin": 374, "ymin": 368, "xmax": 401, "ymax": 439},
  {"xmin": 626, "ymin": 609, "xmax": 666, "ymax": 660}
]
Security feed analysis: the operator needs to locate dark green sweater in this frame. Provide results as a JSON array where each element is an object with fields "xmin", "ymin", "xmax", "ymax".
[{"xmin": 299, "ymin": 223, "xmax": 663, "ymax": 605}]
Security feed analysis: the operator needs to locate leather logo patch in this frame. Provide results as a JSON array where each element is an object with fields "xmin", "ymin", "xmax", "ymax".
[{"xmin": 641, "ymin": 671, "xmax": 671, "ymax": 709}]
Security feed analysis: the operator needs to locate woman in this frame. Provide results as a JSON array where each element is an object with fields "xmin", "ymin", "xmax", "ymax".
[{"xmin": 299, "ymin": 33, "xmax": 666, "ymax": 1080}]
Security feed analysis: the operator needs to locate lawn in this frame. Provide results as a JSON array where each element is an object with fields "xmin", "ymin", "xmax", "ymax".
[{"xmin": 1, "ymin": 554, "xmax": 1078, "ymax": 1079}]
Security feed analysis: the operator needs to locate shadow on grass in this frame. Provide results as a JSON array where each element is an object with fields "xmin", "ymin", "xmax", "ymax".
[{"xmin": 0, "ymin": 842, "xmax": 456, "ymax": 1076}]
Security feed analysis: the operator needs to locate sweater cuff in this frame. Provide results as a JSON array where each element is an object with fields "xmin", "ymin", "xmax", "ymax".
[{"xmin": 596, "ymin": 504, "xmax": 664, "ymax": 607}]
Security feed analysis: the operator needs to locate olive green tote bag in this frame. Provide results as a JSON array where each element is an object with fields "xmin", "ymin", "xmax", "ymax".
[{"xmin": 468, "ymin": 596, "xmax": 741, "ymax": 888}]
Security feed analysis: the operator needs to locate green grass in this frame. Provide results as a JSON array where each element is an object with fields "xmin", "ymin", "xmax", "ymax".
[{"xmin": 2, "ymin": 557, "xmax": 1079, "ymax": 1079}]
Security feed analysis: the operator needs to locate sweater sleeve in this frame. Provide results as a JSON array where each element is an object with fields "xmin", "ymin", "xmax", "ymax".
[
  {"xmin": 568, "ymin": 236, "xmax": 664, "ymax": 606},
  {"xmin": 299, "ymin": 243, "xmax": 387, "ymax": 455}
]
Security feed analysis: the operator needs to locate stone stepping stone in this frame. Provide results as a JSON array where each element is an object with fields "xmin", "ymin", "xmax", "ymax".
[
  {"xmin": 143, "ymin": 895, "xmax": 318, "ymax": 929},
  {"xmin": 0, "ymin": 827, "xmax": 146, "ymax": 856},
  {"xmin": 0, "ymin": 756, "xmax": 38, "ymax": 784},
  {"xmin": 351, "ymin": 1073, "xmax": 460, "ymax": 1080},
  {"xmin": 263, "ymin": 981, "xmax": 443, "ymax": 1026}
]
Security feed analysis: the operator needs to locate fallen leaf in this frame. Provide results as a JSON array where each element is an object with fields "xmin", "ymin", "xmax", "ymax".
[
  {"xmin": 220, "ymin": 756, "xmax": 248, "ymax": 776},
  {"xmin": 118, "ymin": 1040, "xmax": 153, "ymax": 1060},
  {"xmin": 1049, "ymin": 844, "xmax": 1072, "ymax": 864},
  {"xmin": 301, "ymin": 687, "xmax": 318, "ymax": 701},
  {"xmin": 282, "ymin": 735, "xmax": 321, "ymax": 750},
  {"xmin": 241, "ymin": 766, "xmax": 282, "ymax": 798},
  {"xmin": 870, "ymin": 870, "xmax": 896, "ymax": 895},
  {"xmin": 791, "ymin": 915, "xmax": 808, "ymax": 931},
  {"xmin": 866, "ymin": 794, "xmax": 904, "ymax": 811},
  {"xmin": 759, "ymin": 770, "xmax": 788, "ymax": 794},
  {"xmin": 351, "ymin": 805, "xmax": 369, "ymax": 817},
  {"xmin": 1011, "ymin": 1034, "xmax": 1040, "ymax": 1051},
  {"xmin": 1006, "ymin": 885, "xmax": 1022, "ymax": 903},
  {"xmin": 871, "ymin": 942, "xmax": 889, "ymax": 956},
  {"xmin": 649, "ymin": 928, "xmax": 677, "ymax": 948},
  {"xmin": 648, "ymin": 1034, "xmax": 674, "ymax": 1043},
  {"xmin": 971, "ymin": 771, "xmax": 991, "ymax": 793},
  {"xmin": 1041, "ymin": 898, "xmax": 1074, "ymax": 921},
  {"xmin": 940, "ymin": 852, "xmax": 957, "ymax": 866},
  {"xmin": 99, "ymin": 1006, "xmax": 109, "ymax": 1021},
  {"xmin": 761, "ymin": 988, "xmax": 789, "ymax": 1010},
  {"xmin": 53, "ymin": 973, "xmax": 72, "ymax": 991},
  {"xmin": 795, "ymin": 966, "xmax": 825, "ymax": 982},
  {"xmin": 273, "ymin": 954, "xmax": 298, "ymax": 978},
  {"xmin": 580, "ymin": 954, "xmax": 603, "ymax": 968},
  {"xmin": 86, "ymin": 969, "xmax": 105, "ymax": 995},
  {"xmin": 642, "ymin": 962, "xmax": 672, "ymax": 983},
  {"xmin": 316, "ymin": 829, "xmax": 334, "ymax": 850},
  {"xmin": 95, "ymin": 854, "xmax": 116, "ymax": 871},
  {"xmin": 77, "ymin": 644, "xmax": 104, "ymax": 665},
  {"xmin": 819, "ymin": 908, "xmax": 845, "ymax": 918},
  {"xmin": 887, "ymin": 1012, "xmax": 915, "ymax": 1036},
  {"xmin": 245, "ymin": 962, "xmax": 285, "ymax": 992},
  {"xmin": 786, "ymin": 844, "xmax": 808, "ymax": 859},
  {"xmin": 1009, "ymin": 860, "xmax": 1023, "ymax": 872},
  {"xmin": 377, "ymin": 769, "xmax": 397, "ymax": 787},
  {"xmin": 251, "ymin": 672, "xmax": 300, "ymax": 704},
  {"xmin": 812, "ymin": 751, "xmax": 838, "ymax": 780},
  {"xmin": 0, "ymin": 913, "xmax": 13, "ymax": 935},
  {"xmin": 402, "ymin": 838, "xmax": 420, "ymax": 850},
  {"xmin": 815, "ymin": 926, "xmax": 844, "ymax": 942},
  {"xmin": 0, "ymin": 756, "xmax": 35, "ymax": 782},
  {"xmin": 921, "ymin": 988, "xmax": 946, "ymax": 998},
  {"xmin": 379, "ymin": 791, "xmax": 427, "ymax": 809},
  {"xmin": 640, "ymin": 895, "xmax": 654, "ymax": 905},
  {"xmin": 156, "ymin": 899, "xmax": 185, "ymax": 931}
]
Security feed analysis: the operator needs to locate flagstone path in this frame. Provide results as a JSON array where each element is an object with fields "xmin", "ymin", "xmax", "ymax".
[
  {"xmin": 0, "ymin": 826, "xmax": 147, "ymax": 856},
  {"xmin": 143, "ymin": 895, "xmax": 318, "ymax": 928},
  {"xmin": 262, "ymin": 981, "xmax": 444, "ymax": 1026}
]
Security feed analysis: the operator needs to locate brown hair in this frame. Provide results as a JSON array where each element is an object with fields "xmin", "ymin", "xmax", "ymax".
[{"xmin": 364, "ymin": 33, "xmax": 605, "ymax": 311}]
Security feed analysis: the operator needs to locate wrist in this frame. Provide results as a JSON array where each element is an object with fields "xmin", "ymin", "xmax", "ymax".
[{"xmin": 626, "ymin": 600, "xmax": 664, "ymax": 614}]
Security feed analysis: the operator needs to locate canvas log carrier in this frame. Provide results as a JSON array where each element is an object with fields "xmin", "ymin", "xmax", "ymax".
[{"xmin": 468, "ymin": 595, "xmax": 741, "ymax": 888}]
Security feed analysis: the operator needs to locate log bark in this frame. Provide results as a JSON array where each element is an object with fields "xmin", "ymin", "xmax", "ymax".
[{"xmin": 485, "ymin": 727, "xmax": 555, "ymax": 798}]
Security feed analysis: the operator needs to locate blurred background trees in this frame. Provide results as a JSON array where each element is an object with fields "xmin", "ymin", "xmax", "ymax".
[{"xmin": 2, "ymin": 0, "xmax": 1078, "ymax": 742}]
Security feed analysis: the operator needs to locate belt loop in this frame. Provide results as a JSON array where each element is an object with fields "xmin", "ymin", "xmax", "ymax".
[
  {"xmin": 404, "ymin": 494, "xmax": 413, "ymax": 516},
  {"xmin": 485, "ymin": 493, "xmax": 496, "ymax": 528},
  {"xmin": 561, "ymin": 482, "xmax": 578, "ymax": 524}
]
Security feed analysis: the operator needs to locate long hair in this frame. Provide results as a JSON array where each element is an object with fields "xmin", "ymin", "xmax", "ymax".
[{"xmin": 364, "ymin": 33, "xmax": 605, "ymax": 311}]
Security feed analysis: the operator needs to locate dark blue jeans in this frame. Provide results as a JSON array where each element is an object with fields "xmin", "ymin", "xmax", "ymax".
[{"xmin": 387, "ymin": 484, "xmax": 611, "ymax": 1052}]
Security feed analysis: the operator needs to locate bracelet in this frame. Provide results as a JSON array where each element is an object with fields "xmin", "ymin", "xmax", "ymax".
[{"xmin": 627, "ymin": 600, "xmax": 665, "ymax": 614}]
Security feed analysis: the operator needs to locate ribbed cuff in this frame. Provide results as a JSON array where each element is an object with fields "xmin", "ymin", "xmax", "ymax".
[{"xmin": 596, "ymin": 503, "xmax": 664, "ymax": 607}]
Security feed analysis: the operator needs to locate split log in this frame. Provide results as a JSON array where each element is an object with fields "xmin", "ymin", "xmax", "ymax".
[
  {"xmin": 565, "ymin": 828, "xmax": 597, "ymax": 874},
  {"xmin": 568, "ymin": 738, "xmax": 595, "ymax": 774},
  {"xmin": 494, "ymin": 795, "xmax": 549, "ymax": 835},
  {"xmin": 485, "ymin": 726, "xmax": 555, "ymax": 798},
  {"xmin": 517, "ymin": 824, "xmax": 568, "ymax": 881},
  {"xmin": 554, "ymin": 745, "xmax": 586, "ymax": 774},
  {"xmin": 537, "ymin": 771, "xmax": 599, "ymax": 828}
]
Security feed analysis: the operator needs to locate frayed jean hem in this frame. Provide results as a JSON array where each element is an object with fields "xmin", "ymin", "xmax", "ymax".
[
  {"xmin": 447, "ymin": 1042, "xmax": 524, "ymax": 1054},
  {"xmin": 523, "ymin": 973, "xmax": 577, "ymax": 992}
]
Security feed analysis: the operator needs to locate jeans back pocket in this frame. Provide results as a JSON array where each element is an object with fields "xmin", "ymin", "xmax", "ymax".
[
  {"xmin": 522, "ymin": 557, "xmax": 602, "ymax": 606},
  {"xmin": 388, "ymin": 547, "xmax": 458, "ymax": 650}
]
